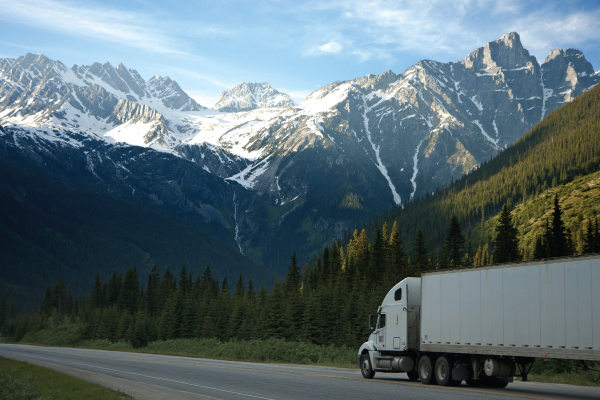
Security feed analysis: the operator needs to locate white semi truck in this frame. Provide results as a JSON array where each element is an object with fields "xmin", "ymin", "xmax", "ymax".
[{"xmin": 358, "ymin": 254, "xmax": 600, "ymax": 387}]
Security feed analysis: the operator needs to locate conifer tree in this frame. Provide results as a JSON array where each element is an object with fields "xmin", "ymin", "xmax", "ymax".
[
  {"xmin": 106, "ymin": 271, "xmax": 122, "ymax": 307},
  {"xmin": 412, "ymin": 229, "xmax": 429, "ymax": 274},
  {"xmin": 493, "ymin": 204, "xmax": 520, "ymax": 263},
  {"xmin": 285, "ymin": 252, "xmax": 301, "ymax": 293},
  {"xmin": 388, "ymin": 221, "xmax": 408, "ymax": 281},
  {"xmin": 370, "ymin": 227, "xmax": 386, "ymax": 281},
  {"xmin": 91, "ymin": 273, "xmax": 104, "ymax": 309},
  {"xmin": 444, "ymin": 215, "xmax": 465, "ymax": 268},
  {"xmin": 550, "ymin": 196, "xmax": 569, "ymax": 257},
  {"xmin": 0, "ymin": 297, "xmax": 6, "ymax": 329},
  {"xmin": 117, "ymin": 267, "xmax": 139, "ymax": 312},
  {"xmin": 145, "ymin": 266, "xmax": 160, "ymax": 316}
]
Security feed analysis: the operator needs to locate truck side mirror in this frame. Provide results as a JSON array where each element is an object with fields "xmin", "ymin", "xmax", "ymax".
[{"xmin": 369, "ymin": 313, "xmax": 376, "ymax": 331}]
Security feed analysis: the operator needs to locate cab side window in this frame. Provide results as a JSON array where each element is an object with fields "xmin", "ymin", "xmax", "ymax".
[
  {"xmin": 394, "ymin": 288, "xmax": 402, "ymax": 301},
  {"xmin": 378, "ymin": 314, "xmax": 386, "ymax": 329}
]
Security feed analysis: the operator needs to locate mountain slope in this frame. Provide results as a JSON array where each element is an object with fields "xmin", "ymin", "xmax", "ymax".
[{"xmin": 0, "ymin": 124, "xmax": 266, "ymax": 311}]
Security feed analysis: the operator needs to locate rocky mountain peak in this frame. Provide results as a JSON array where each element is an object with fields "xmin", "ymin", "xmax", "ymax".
[
  {"xmin": 541, "ymin": 48, "xmax": 599, "ymax": 109},
  {"xmin": 464, "ymin": 31, "xmax": 537, "ymax": 72},
  {"xmin": 355, "ymin": 70, "xmax": 398, "ymax": 91},
  {"xmin": 213, "ymin": 82, "xmax": 295, "ymax": 112}
]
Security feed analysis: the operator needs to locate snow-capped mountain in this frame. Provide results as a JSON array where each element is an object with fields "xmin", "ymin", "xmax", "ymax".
[
  {"xmin": 0, "ymin": 32, "xmax": 598, "ymax": 270},
  {"xmin": 213, "ymin": 82, "xmax": 295, "ymax": 112}
]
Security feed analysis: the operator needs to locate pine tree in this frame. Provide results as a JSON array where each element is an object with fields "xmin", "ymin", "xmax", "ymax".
[
  {"xmin": 369, "ymin": 227, "xmax": 386, "ymax": 282},
  {"xmin": 388, "ymin": 221, "xmax": 408, "ymax": 281},
  {"xmin": 0, "ymin": 297, "xmax": 6, "ymax": 329},
  {"xmin": 550, "ymin": 196, "xmax": 569, "ymax": 257},
  {"xmin": 444, "ymin": 215, "xmax": 465, "ymax": 268},
  {"xmin": 117, "ymin": 267, "xmax": 140, "ymax": 312},
  {"xmin": 145, "ymin": 265, "xmax": 160, "ymax": 316},
  {"xmin": 90, "ymin": 273, "xmax": 104, "ymax": 309},
  {"xmin": 493, "ymin": 204, "xmax": 520, "ymax": 263},
  {"xmin": 106, "ymin": 271, "xmax": 122, "ymax": 307},
  {"xmin": 583, "ymin": 220, "xmax": 595, "ymax": 254},
  {"xmin": 285, "ymin": 252, "xmax": 301, "ymax": 293},
  {"xmin": 413, "ymin": 229, "xmax": 429, "ymax": 274}
]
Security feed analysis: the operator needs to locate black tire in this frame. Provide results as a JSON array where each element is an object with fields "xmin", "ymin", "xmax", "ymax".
[
  {"xmin": 407, "ymin": 369, "xmax": 419, "ymax": 381},
  {"xmin": 361, "ymin": 353, "xmax": 375, "ymax": 379},
  {"xmin": 418, "ymin": 355, "xmax": 437, "ymax": 385},
  {"xmin": 434, "ymin": 356, "xmax": 455, "ymax": 386}
]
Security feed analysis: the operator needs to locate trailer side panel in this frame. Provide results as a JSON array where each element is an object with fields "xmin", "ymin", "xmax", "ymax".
[{"xmin": 419, "ymin": 256, "xmax": 600, "ymax": 361}]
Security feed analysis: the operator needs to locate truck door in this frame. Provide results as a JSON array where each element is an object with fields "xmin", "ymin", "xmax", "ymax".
[
  {"xmin": 375, "ymin": 313, "xmax": 387, "ymax": 350},
  {"xmin": 387, "ymin": 284, "xmax": 409, "ymax": 351}
]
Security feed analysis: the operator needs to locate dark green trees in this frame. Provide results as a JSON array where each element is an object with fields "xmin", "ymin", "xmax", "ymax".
[
  {"xmin": 533, "ymin": 196, "xmax": 572, "ymax": 259},
  {"xmin": 443, "ymin": 215, "xmax": 465, "ymax": 268},
  {"xmin": 412, "ymin": 229, "xmax": 429, "ymax": 274},
  {"xmin": 493, "ymin": 204, "xmax": 520, "ymax": 263}
]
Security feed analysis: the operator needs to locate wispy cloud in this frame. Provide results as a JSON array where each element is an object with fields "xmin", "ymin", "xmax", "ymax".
[
  {"xmin": 513, "ymin": 9, "xmax": 600, "ymax": 62},
  {"xmin": 290, "ymin": 0, "xmax": 600, "ymax": 66},
  {"xmin": 0, "ymin": 0, "xmax": 188, "ymax": 55},
  {"xmin": 171, "ymin": 68, "xmax": 235, "ymax": 90},
  {"xmin": 318, "ymin": 42, "xmax": 343, "ymax": 54}
]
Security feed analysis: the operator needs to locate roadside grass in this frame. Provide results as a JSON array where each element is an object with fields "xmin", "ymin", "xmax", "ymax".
[
  {"xmin": 0, "ymin": 355, "xmax": 133, "ymax": 399},
  {"xmin": 20, "ymin": 323, "xmax": 84, "ymax": 347},
  {"xmin": 82, "ymin": 337, "xmax": 359, "ymax": 368},
  {"xmin": 525, "ymin": 372, "xmax": 600, "ymax": 387}
]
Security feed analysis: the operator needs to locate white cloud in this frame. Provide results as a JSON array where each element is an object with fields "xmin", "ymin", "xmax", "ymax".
[
  {"xmin": 171, "ymin": 68, "xmax": 234, "ymax": 90},
  {"xmin": 295, "ymin": 0, "xmax": 600, "ymax": 65},
  {"xmin": 512, "ymin": 10, "xmax": 600, "ymax": 62},
  {"xmin": 318, "ymin": 41, "xmax": 343, "ymax": 54},
  {"xmin": 0, "ymin": 0, "xmax": 188, "ymax": 55}
]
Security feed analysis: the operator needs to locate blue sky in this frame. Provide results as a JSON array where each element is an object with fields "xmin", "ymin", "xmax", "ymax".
[{"xmin": 1, "ymin": 0, "xmax": 599, "ymax": 107}]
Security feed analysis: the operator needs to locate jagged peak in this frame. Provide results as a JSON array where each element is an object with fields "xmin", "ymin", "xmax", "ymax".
[
  {"xmin": 214, "ymin": 82, "xmax": 294, "ymax": 111},
  {"xmin": 463, "ymin": 31, "xmax": 536, "ymax": 70},
  {"xmin": 544, "ymin": 48, "xmax": 585, "ymax": 63},
  {"xmin": 499, "ymin": 32, "xmax": 522, "ymax": 47}
]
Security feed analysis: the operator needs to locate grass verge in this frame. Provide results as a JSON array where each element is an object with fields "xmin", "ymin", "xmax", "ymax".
[
  {"xmin": 0, "ymin": 355, "xmax": 133, "ymax": 399},
  {"xmin": 82, "ymin": 337, "xmax": 359, "ymax": 368}
]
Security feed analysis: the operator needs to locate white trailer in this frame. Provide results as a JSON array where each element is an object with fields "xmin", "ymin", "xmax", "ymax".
[{"xmin": 358, "ymin": 254, "xmax": 600, "ymax": 387}]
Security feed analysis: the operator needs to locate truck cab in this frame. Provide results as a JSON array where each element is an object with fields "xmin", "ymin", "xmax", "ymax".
[{"xmin": 358, "ymin": 278, "xmax": 421, "ymax": 378}]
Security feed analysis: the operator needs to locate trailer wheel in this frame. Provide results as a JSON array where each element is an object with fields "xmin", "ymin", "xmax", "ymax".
[
  {"xmin": 434, "ymin": 356, "xmax": 462, "ymax": 386},
  {"xmin": 360, "ymin": 353, "xmax": 375, "ymax": 379},
  {"xmin": 407, "ymin": 370, "xmax": 419, "ymax": 381},
  {"xmin": 418, "ymin": 356, "xmax": 437, "ymax": 385}
]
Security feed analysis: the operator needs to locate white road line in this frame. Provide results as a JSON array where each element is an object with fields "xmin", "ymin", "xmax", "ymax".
[{"xmin": 15, "ymin": 353, "xmax": 277, "ymax": 400}]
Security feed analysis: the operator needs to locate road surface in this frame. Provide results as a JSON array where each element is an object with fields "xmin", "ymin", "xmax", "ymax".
[{"xmin": 0, "ymin": 344, "xmax": 598, "ymax": 400}]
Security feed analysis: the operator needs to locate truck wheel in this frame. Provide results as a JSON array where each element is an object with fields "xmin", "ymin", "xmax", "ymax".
[
  {"xmin": 361, "ymin": 353, "xmax": 375, "ymax": 379},
  {"xmin": 407, "ymin": 370, "xmax": 419, "ymax": 381},
  {"xmin": 418, "ymin": 356, "xmax": 437, "ymax": 385},
  {"xmin": 434, "ymin": 356, "xmax": 461, "ymax": 386}
]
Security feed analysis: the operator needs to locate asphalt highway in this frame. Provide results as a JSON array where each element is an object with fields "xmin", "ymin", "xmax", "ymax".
[{"xmin": 0, "ymin": 344, "xmax": 598, "ymax": 400}]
